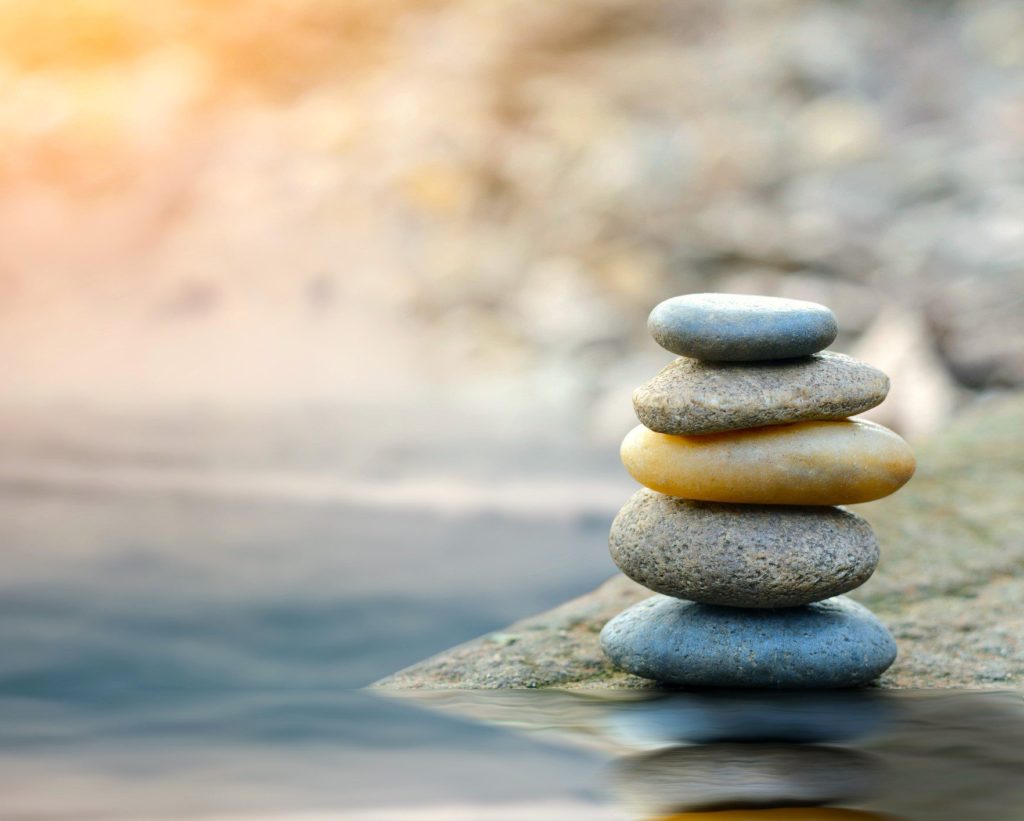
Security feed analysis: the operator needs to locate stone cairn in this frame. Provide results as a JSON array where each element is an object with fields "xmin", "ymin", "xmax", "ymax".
[{"xmin": 601, "ymin": 293, "xmax": 916, "ymax": 688}]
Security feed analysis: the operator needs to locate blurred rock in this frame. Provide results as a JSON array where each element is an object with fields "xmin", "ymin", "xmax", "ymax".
[
  {"xmin": 853, "ymin": 307, "xmax": 959, "ymax": 441},
  {"xmin": 794, "ymin": 96, "xmax": 883, "ymax": 166},
  {"xmin": 0, "ymin": 0, "xmax": 1020, "ymax": 414}
]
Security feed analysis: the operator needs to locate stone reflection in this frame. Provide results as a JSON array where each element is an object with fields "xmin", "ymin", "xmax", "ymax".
[
  {"xmin": 601, "ymin": 690, "xmax": 892, "ymax": 746},
  {"xmin": 611, "ymin": 690, "xmax": 1024, "ymax": 820},
  {"xmin": 653, "ymin": 811, "xmax": 887, "ymax": 821},
  {"xmin": 383, "ymin": 688, "xmax": 1024, "ymax": 820},
  {"xmin": 613, "ymin": 743, "xmax": 877, "ymax": 815},
  {"xmin": 607, "ymin": 691, "xmax": 883, "ymax": 817}
]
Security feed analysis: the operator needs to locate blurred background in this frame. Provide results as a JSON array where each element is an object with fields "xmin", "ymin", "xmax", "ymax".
[{"xmin": 0, "ymin": 0, "xmax": 1022, "ymax": 817}]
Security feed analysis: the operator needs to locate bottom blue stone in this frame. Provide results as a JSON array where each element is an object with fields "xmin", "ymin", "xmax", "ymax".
[{"xmin": 600, "ymin": 594, "xmax": 897, "ymax": 688}]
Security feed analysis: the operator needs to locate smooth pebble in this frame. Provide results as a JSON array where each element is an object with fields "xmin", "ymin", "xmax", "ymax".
[
  {"xmin": 610, "ymin": 490, "xmax": 879, "ymax": 607},
  {"xmin": 600, "ymin": 594, "xmax": 898, "ymax": 688},
  {"xmin": 620, "ymin": 419, "xmax": 915, "ymax": 505},
  {"xmin": 633, "ymin": 351, "xmax": 888, "ymax": 435},
  {"xmin": 648, "ymin": 293, "xmax": 838, "ymax": 361}
]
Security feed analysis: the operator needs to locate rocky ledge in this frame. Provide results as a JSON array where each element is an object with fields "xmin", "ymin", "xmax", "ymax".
[{"xmin": 373, "ymin": 394, "xmax": 1024, "ymax": 690}]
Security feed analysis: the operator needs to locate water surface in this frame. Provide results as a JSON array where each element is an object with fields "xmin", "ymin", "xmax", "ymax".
[{"xmin": 2, "ymin": 420, "xmax": 1021, "ymax": 819}]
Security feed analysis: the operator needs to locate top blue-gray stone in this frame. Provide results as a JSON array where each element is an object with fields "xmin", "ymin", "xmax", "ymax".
[{"xmin": 648, "ymin": 293, "xmax": 839, "ymax": 361}]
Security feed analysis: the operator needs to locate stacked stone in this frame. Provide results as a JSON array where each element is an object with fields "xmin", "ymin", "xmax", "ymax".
[{"xmin": 600, "ymin": 294, "xmax": 916, "ymax": 688}]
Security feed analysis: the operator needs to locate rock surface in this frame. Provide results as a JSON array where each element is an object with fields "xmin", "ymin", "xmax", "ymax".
[
  {"xmin": 621, "ymin": 420, "xmax": 915, "ymax": 505},
  {"xmin": 371, "ymin": 394, "xmax": 1024, "ymax": 690},
  {"xmin": 647, "ymin": 294, "xmax": 838, "ymax": 361},
  {"xmin": 600, "ymin": 595, "xmax": 896, "ymax": 688},
  {"xmin": 633, "ymin": 352, "xmax": 889, "ymax": 435},
  {"xmin": 610, "ymin": 490, "xmax": 878, "ymax": 607}
]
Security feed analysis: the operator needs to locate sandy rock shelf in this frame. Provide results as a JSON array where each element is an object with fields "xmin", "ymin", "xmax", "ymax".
[{"xmin": 373, "ymin": 394, "xmax": 1024, "ymax": 691}]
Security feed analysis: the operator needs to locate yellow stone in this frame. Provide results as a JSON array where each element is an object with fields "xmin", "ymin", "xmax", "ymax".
[
  {"xmin": 621, "ymin": 420, "xmax": 915, "ymax": 505},
  {"xmin": 653, "ymin": 810, "xmax": 889, "ymax": 821}
]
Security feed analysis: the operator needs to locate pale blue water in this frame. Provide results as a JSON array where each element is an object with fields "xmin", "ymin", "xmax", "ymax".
[{"xmin": 0, "ymin": 420, "xmax": 623, "ymax": 817}]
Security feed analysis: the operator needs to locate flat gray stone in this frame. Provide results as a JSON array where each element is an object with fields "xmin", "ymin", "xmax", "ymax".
[
  {"xmin": 648, "ymin": 293, "xmax": 838, "ymax": 361},
  {"xmin": 600, "ymin": 594, "xmax": 897, "ymax": 688},
  {"xmin": 610, "ymin": 490, "xmax": 879, "ymax": 607},
  {"xmin": 612, "ymin": 743, "xmax": 876, "ymax": 814},
  {"xmin": 633, "ymin": 351, "xmax": 889, "ymax": 435}
]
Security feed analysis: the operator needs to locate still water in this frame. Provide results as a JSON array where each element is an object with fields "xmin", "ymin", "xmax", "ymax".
[
  {"xmin": 1, "ymin": 421, "xmax": 1021, "ymax": 819},
  {"xmin": 5, "ymin": 683, "xmax": 1024, "ymax": 818},
  {"xmin": 0, "ymin": 426, "xmax": 622, "ymax": 818},
  {"xmin": 384, "ymin": 688, "xmax": 1024, "ymax": 820}
]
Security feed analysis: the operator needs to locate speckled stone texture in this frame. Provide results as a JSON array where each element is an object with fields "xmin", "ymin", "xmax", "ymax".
[
  {"xmin": 633, "ymin": 352, "xmax": 889, "ymax": 435},
  {"xmin": 612, "ymin": 743, "xmax": 876, "ymax": 815},
  {"xmin": 610, "ymin": 490, "xmax": 879, "ymax": 607},
  {"xmin": 647, "ymin": 293, "xmax": 838, "ymax": 361},
  {"xmin": 600, "ymin": 595, "xmax": 897, "ymax": 688},
  {"xmin": 621, "ymin": 419, "xmax": 915, "ymax": 505}
]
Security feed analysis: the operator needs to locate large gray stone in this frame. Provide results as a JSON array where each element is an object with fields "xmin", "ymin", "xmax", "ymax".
[
  {"xmin": 599, "ymin": 594, "xmax": 897, "ymax": 688},
  {"xmin": 633, "ymin": 351, "xmax": 889, "ymax": 435},
  {"xmin": 647, "ymin": 293, "xmax": 838, "ymax": 361},
  {"xmin": 610, "ymin": 490, "xmax": 879, "ymax": 607}
]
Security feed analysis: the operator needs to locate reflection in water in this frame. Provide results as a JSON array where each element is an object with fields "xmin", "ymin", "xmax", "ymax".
[
  {"xmin": 606, "ymin": 691, "xmax": 885, "ymax": 817},
  {"xmin": 0, "ymin": 690, "xmax": 615, "ymax": 818},
  {"xmin": 383, "ymin": 689, "xmax": 1024, "ymax": 820},
  {"xmin": 654, "ymin": 811, "xmax": 887, "ymax": 821},
  {"xmin": 613, "ymin": 743, "xmax": 877, "ymax": 815},
  {"xmin": 601, "ymin": 690, "xmax": 892, "ymax": 746}
]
